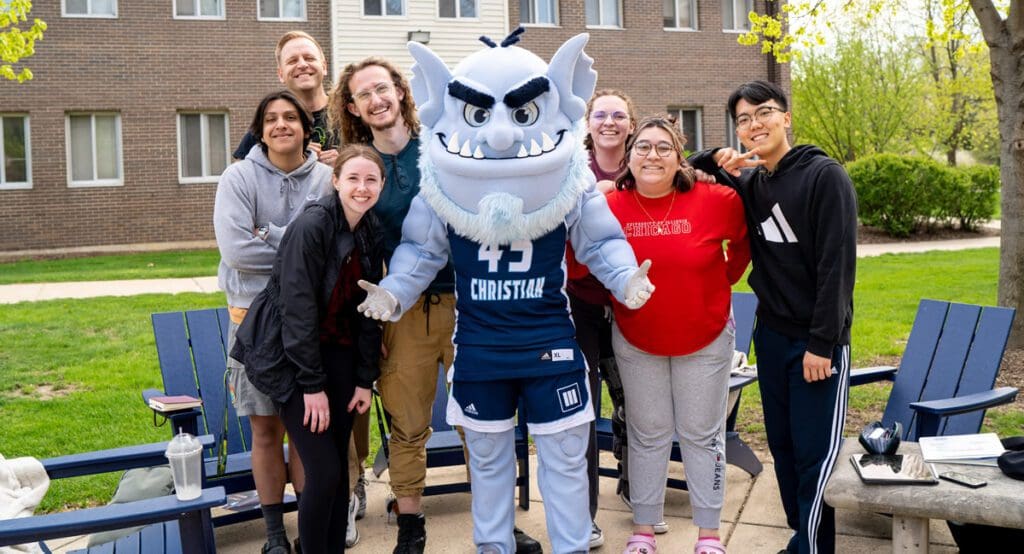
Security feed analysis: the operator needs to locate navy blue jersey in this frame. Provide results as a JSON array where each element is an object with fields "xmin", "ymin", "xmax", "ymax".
[{"xmin": 448, "ymin": 224, "xmax": 583, "ymax": 380}]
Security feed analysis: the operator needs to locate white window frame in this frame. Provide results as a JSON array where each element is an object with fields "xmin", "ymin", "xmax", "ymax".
[
  {"xmin": 722, "ymin": 0, "xmax": 754, "ymax": 32},
  {"xmin": 438, "ymin": 0, "xmax": 478, "ymax": 19},
  {"xmin": 585, "ymin": 0, "xmax": 622, "ymax": 29},
  {"xmin": 664, "ymin": 0, "xmax": 698, "ymax": 31},
  {"xmin": 177, "ymin": 112, "xmax": 230, "ymax": 184},
  {"xmin": 520, "ymin": 0, "xmax": 558, "ymax": 26},
  {"xmin": 65, "ymin": 113, "xmax": 124, "ymax": 188},
  {"xmin": 670, "ymin": 107, "xmax": 703, "ymax": 151},
  {"xmin": 726, "ymin": 112, "xmax": 748, "ymax": 153},
  {"xmin": 62, "ymin": 0, "xmax": 118, "ymax": 18},
  {"xmin": 258, "ymin": 0, "xmax": 307, "ymax": 21},
  {"xmin": 362, "ymin": 0, "xmax": 406, "ymax": 17},
  {"xmin": 0, "ymin": 115, "xmax": 32, "ymax": 190},
  {"xmin": 173, "ymin": 0, "xmax": 226, "ymax": 19}
]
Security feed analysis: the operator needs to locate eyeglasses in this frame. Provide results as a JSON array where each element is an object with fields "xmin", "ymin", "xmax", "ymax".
[
  {"xmin": 590, "ymin": 110, "xmax": 629, "ymax": 123},
  {"xmin": 734, "ymin": 106, "xmax": 785, "ymax": 130},
  {"xmin": 632, "ymin": 140, "xmax": 675, "ymax": 158},
  {"xmin": 353, "ymin": 82, "xmax": 395, "ymax": 103}
]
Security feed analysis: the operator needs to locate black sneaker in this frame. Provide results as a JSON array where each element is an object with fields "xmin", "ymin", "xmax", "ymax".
[
  {"xmin": 514, "ymin": 527, "xmax": 543, "ymax": 554},
  {"xmin": 261, "ymin": 536, "xmax": 291, "ymax": 554},
  {"xmin": 393, "ymin": 513, "xmax": 426, "ymax": 554}
]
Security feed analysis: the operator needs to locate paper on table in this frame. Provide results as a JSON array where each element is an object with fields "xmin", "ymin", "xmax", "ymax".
[{"xmin": 918, "ymin": 433, "xmax": 1005, "ymax": 465}]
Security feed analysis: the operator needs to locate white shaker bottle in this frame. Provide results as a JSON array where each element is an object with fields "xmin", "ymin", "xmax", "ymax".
[{"xmin": 165, "ymin": 431, "xmax": 203, "ymax": 500}]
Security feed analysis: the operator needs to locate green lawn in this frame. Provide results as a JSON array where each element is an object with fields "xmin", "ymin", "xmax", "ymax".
[
  {"xmin": 0, "ymin": 250, "xmax": 220, "ymax": 285},
  {"xmin": 1, "ymin": 247, "xmax": 1017, "ymax": 512}
]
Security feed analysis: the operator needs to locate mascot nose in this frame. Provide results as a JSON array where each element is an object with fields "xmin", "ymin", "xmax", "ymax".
[{"xmin": 477, "ymin": 117, "xmax": 524, "ymax": 153}]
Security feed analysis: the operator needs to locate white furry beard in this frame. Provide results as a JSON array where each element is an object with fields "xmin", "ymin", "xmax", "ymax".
[{"xmin": 418, "ymin": 124, "xmax": 592, "ymax": 245}]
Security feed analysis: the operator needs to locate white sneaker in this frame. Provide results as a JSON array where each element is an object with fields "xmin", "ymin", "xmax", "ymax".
[
  {"xmin": 589, "ymin": 520, "xmax": 604, "ymax": 549},
  {"xmin": 653, "ymin": 521, "xmax": 669, "ymax": 534},
  {"xmin": 346, "ymin": 492, "xmax": 359, "ymax": 547}
]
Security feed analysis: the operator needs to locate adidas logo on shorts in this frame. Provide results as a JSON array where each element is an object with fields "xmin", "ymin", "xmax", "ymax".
[{"xmin": 464, "ymin": 403, "xmax": 479, "ymax": 415}]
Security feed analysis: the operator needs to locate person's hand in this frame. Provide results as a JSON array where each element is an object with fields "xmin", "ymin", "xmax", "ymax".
[
  {"xmin": 303, "ymin": 391, "xmax": 330, "ymax": 433},
  {"xmin": 380, "ymin": 341, "xmax": 390, "ymax": 360},
  {"xmin": 803, "ymin": 351, "xmax": 833, "ymax": 383},
  {"xmin": 595, "ymin": 179, "xmax": 615, "ymax": 193},
  {"xmin": 694, "ymin": 169, "xmax": 717, "ymax": 184},
  {"xmin": 318, "ymin": 147, "xmax": 339, "ymax": 167},
  {"xmin": 309, "ymin": 141, "xmax": 323, "ymax": 155},
  {"xmin": 357, "ymin": 280, "xmax": 398, "ymax": 320},
  {"xmin": 713, "ymin": 147, "xmax": 766, "ymax": 177},
  {"xmin": 623, "ymin": 260, "xmax": 654, "ymax": 309},
  {"xmin": 347, "ymin": 386, "xmax": 372, "ymax": 415}
]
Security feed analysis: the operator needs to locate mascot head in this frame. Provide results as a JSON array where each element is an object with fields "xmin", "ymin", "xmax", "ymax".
[{"xmin": 409, "ymin": 29, "xmax": 597, "ymax": 244}]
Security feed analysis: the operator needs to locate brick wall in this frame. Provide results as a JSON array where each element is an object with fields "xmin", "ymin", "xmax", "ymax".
[
  {"xmin": 508, "ymin": 0, "xmax": 790, "ymax": 151},
  {"xmin": 0, "ymin": 0, "xmax": 331, "ymax": 252}
]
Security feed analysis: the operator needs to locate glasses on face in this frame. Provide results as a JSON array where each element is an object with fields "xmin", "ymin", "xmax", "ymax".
[
  {"xmin": 632, "ymin": 140, "xmax": 675, "ymax": 158},
  {"xmin": 734, "ymin": 106, "xmax": 785, "ymax": 130},
  {"xmin": 353, "ymin": 82, "xmax": 394, "ymax": 103},
  {"xmin": 590, "ymin": 110, "xmax": 629, "ymax": 123}
]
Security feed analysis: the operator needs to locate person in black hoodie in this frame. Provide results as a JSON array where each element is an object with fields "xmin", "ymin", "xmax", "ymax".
[
  {"xmin": 689, "ymin": 80, "xmax": 857, "ymax": 554},
  {"xmin": 233, "ymin": 144, "xmax": 385, "ymax": 554}
]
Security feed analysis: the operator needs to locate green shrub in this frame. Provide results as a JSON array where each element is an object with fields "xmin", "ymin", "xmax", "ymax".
[
  {"xmin": 847, "ymin": 154, "xmax": 939, "ymax": 237},
  {"xmin": 847, "ymin": 154, "xmax": 999, "ymax": 237},
  {"xmin": 955, "ymin": 165, "xmax": 1000, "ymax": 230}
]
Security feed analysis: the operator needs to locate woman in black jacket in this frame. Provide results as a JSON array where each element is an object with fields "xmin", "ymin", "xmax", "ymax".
[{"xmin": 236, "ymin": 144, "xmax": 385, "ymax": 553}]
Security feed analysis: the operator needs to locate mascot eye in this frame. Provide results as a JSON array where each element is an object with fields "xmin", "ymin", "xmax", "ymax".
[
  {"xmin": 511, "ymin": 102, "xmax": 539, "ymax": 126},
  {"xmin": 463, "ymin": 105, "xmax": 491, "ymax": 127}
]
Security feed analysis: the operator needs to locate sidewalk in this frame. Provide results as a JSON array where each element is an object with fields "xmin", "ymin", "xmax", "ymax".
[
  {"xmin": 0, "ymin": 234, "xmax": 1000, "ymax": 304},
  {"xmin": 45, "ymin": 452, "xmax": 958, "ymax": 553}
]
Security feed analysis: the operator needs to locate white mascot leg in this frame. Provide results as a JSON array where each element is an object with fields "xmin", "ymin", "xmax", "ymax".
[
  {"xmin": 465, "ymin": 427, "xmax": 516, "ymax": 554},
  {"xmin": 533, "ymin": 421, "xmax": 590, "ymax": 553}
]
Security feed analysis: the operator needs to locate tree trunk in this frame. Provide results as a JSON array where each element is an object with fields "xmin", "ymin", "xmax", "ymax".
[{"xmin": 971, "ymin": 0, "xmax": 1024, "ymax": 348}]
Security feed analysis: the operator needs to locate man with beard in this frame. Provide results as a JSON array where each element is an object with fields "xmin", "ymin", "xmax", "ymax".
[{"xmin": 328, "ymin": 58, "xmax": 541, "ymax": 554}]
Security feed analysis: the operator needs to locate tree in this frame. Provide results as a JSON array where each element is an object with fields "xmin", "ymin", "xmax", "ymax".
[
  {"xmin": 792, "ymin": 34, "xmax": 925, "ymax": 162},
  {"xmin": 745, "ymin": 0, "xmax": 1024, "ymax": 349},
  {"xmin": 1, "ymin": 0, "xmax": 46, "ymax": 83}
]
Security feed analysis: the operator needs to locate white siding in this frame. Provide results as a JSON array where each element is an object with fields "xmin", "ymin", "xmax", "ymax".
[{"xmin": 331, "ymin": 0, "xmax": 509, "ymax": 81}]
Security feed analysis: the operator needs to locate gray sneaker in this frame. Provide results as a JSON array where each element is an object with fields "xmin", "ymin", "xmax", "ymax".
[
  {"xmin": 653, "ymin": 521, "xmax": 668, "ymax": 534},
  {"xmin": 354, "ymin": 473, "xmax": 367, "ymax": 520},
  {"xmin": 346, "ymin": 492, "xmax": 360, "ymax": 547},
  {"xmin": 589, "ymin": 520, "xmax": 604, "ymax": 549}
]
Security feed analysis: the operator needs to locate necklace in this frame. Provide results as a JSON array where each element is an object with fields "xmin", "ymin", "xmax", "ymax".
[{"xmin": 633, "ymin": 189, "xmax": 676, "ymax": 235}]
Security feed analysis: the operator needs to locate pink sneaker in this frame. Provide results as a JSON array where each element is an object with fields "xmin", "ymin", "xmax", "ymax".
[
  {"xmin": 623, "ymin": 534, "xmax": 656, "ymax": 554},
  {"xmin": 695, "ymin": 536, "xmax": 726, "ymax": 554}
]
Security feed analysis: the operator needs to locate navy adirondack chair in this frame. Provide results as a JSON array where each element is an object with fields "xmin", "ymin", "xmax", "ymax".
[
  {"xmin": 0, "ymin": 436, "xmax": 224, "ymax": 554},
  {"xmin": 372, "ymin": 364, "xmax": 531, "ymax": 509},
  {"xmin": 595, "ymin": 291, "xmax": 763, "ymax": 491},
  {"xmin": 851, "ymin": 299, "xmax": 1018, "ymax": 439},
  {"xmin": 146, "ymin": 308, "xmax": 293, "ymax": 527}
]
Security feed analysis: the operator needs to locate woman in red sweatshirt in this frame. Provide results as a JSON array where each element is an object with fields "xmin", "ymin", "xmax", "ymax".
[{"xmin": 606, "ymin": 116, "xmax": 749, "ymax": 554}]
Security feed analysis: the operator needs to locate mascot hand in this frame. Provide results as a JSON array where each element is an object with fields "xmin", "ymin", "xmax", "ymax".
[
  {"xmin": 357, "ymin": 280, "xmax": 398, "ymax": 320},
  {"xmin": 624, "ymin": 260, "xmax": 654, "ymax": 309}
]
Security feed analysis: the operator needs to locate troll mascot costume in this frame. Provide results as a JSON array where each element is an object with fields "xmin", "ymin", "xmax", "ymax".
[{"xmin": 358, "ymin": 29, "xmax": 654, "ymax": 553}]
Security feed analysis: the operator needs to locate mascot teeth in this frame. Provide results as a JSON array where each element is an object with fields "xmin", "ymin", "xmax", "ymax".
[
  {"xmin": 529, "ymin": 139, "xmax": 542, "ymax": 156},
  {"xmin": 448, "ymin": 131, "xmax": 461, "ymax": 154},
  {"xmin": 517, "ymin": 145, "xmax": 529, "ymax": 158},
  {"xmin": 541, "ymin": 132, "xmax": 555, "ymax": 151},
  {"xmin": 473, "ymin": 145, "xmax": 485, "ymax": 159},
  {"xmin": 460, "ymin": 140, "xmax": 473, "ymax": 157}
]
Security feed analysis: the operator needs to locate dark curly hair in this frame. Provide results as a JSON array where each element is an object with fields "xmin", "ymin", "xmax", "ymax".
[{"xmin": 328, "ymin": 58, "xmax": 420, "ymax": 145}]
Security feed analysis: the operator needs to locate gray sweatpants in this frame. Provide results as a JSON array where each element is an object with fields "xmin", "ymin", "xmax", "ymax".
[{"xmin": 612, "ymin": 323, "xmax": 733, "ymax": 530}]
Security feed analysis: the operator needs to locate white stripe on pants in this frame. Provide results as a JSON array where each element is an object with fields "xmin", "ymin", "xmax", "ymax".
[{"xmin": 613, "ymin": 323, "xmax": 733, "ymax": 529}]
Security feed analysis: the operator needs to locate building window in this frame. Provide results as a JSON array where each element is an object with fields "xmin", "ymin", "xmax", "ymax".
[
  {"xmin": 363, "ymin": 0, "xmax": 404, "ymax": 16},
  {"xmin": 175, "ymin": 0, "xmax": 225, "ymax": 18},
  {"xmin": 178, "ymin": 113, "xmax": 229, "ymax": 183},
  {"xmin": 722, "ymin": 0, "xmax": 753, "ymax": 31},
  {"xmin": 259, "ymin": 0, "xmax": 305, "ymax": 20},
  {"xmin": 726, "ymin": 112, "xmax": 747, "ymax": 152},
  {"xmin": 585, "ymin": 0, "xmax": 621, "ymax": 27},
  {"xmin": 66, "ymin": 113, "xmax": 122, "ymax": 187},
  {"xmin": 664, "ymin": 0, "xmax": 697, "ymax": 29},
  {"xmin": 670, "ymin": 107, "xmax": 702, "ymax": 151},
  {"xmin": 63, "ymin": 0, "xmax": 118, "ymax": 17},
  {"xmin": 1, "ymin": 115, "xmax": 31, "ymax": 189},
  {"xmin": 439, "ymin": 0, "xmax": 476, "ymax": 18},
  {"xmin": 520, "ymin": 0, "xmax": 556, "ymax": 25}
]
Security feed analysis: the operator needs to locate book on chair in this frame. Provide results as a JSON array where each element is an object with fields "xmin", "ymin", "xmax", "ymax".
[{"xmin": 148, "ymin": 394, "xmax": 202, "ymax": 412}]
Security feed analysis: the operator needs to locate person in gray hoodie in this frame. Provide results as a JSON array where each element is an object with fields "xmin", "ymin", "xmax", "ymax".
[{"xmin": 213, "ymin": 89, "xmax": 332, "ymax": 554}]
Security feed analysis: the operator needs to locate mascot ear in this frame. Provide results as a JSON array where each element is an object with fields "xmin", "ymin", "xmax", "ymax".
[
  {"xmin": 547, "ymin": 33, "xmax": 596, "ymax": 122},
  {"xmin": 408, "ymin": 41, "xmax": 452, "ymax": 129}
]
